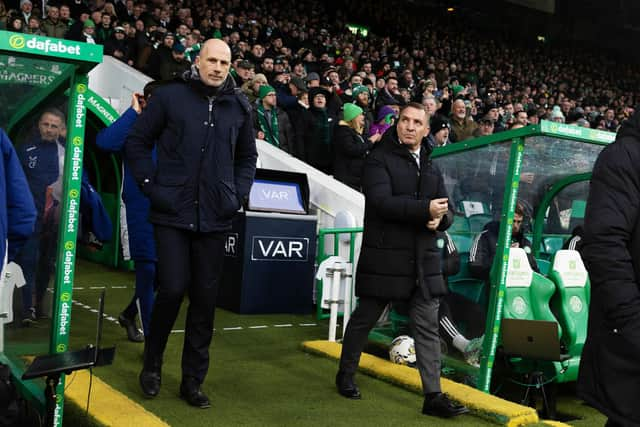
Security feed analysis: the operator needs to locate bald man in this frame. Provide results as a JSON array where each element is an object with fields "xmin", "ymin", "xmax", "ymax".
[{"xmin": 126, "ymin": 39, "xmax": 257, "ymax": 407}]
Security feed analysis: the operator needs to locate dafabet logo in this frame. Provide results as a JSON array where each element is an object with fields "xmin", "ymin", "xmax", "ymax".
[{"xmin": 9, "ymin": 35, "xmax": 25, "ymax": 49}]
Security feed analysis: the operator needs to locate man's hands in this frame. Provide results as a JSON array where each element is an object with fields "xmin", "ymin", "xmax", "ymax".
[
  {"xmin": 427, "ymin": 198, "xmax": 448, "ymax": 230},
  {"xmin": 427, "ymin": 216, "xmax": 442, "ymax": 230},
  {"xmin": 132, "ymin": 92, "xmax": 145, "ymax": 114},
  {"xmin": 429, "ymin": 197, "xmax": 448, "ymax": 218}
]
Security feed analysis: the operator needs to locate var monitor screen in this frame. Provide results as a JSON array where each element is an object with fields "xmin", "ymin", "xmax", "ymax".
[{"xmin": 248, "ymin": 179, "xmax": 306, "ymax": 214}]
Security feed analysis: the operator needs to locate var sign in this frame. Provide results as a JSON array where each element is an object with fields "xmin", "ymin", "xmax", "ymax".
[
  {"xmin": 224, "ymin": 233, "xmax": 238, "ymax": 257},
  {"xmin": 251, "ymin": 236, "xmax": 309, "ymax": 262}
]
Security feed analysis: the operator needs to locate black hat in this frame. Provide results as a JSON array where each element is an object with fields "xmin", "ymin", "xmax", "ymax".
[
  {"xmin": 309, "ymin": 86, "xmax": 330, "ymax": 100},
  {"xmin": 237, "ymin": 59, "xmax": 254, "ymax": 70},
  {"xmin": 430, "ymin": 116, "xmax": 451, "ymax": 134}
]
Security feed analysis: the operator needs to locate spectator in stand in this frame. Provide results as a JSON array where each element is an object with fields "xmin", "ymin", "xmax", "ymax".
[
  {"xmin": 260, "ymin": 56, "xmax": 275, "ymax": 83},
  {"xmin": 333, "ymin": 103, "xmax": 381, "ymax": 190},
  {"xmin": 0, "ymin": 1, "xmax": 7, "ymax": 30},
  {"xmin": 145, "ymin": 32, "xmax": 174, "ymax": 79},
  {"xmin": 241, "ymin": 73, "xmax": 268, "ymax": 104},
  {"xmin": 41, "ymin": 5, "xmax": 67, "ymax": 39},
  {"xmin": 67, "ymin": 16, "xmax": 95, "ymax": 43},
  {"xmin": 305, "ymin": 72, "xmax": 320, "ymax": 88},
  {"xmin": 231, "ymin": 59, "xmax": 254, "ymax": 87},
  {"xmin": 550, "ymin": 106, "xmax": 565, "ymax": 123},
  {"xmin": 369, "ymin": 105, "xmax": 397, "ymax": 138},
  {"xmin": 352, "ymin": 85, "xmax": 373, "ymax": 136},
  {"xmin": 375, "ymin": 76, "xmax": 401, "ymax": 113},
  {"xmin": 7, "ymin": 15, "xmax": 23, "ymax": 32},
  {"xmin": 427, "ymin": 116, "xmax": 452, "ymax": 148},
  {"xmin": 59, "ymin": 4, "xmax": 73, "ymax": 29},
  {"xmin": 159, "ymin": 42, "xmax": 190, "ymax": 80},
  {"xmin": 473, "ymin": 115, "xmax": 495, "ymax": 137},
  {"xmin": 298, "ymin": 87, "xmax": 335, "ymax": 174},
  {"xmin": 105, "ymin": 26, "xmax": 134, "ymax": 66},
  {"xmin": 95, "ymin": 12, "xmax": 113, "ymax": 44},
  {"xmin": 514, "ymin": 110, "xmax": 528, "ymax": 127},
  {"xmin": 18, "ymin": 0, "xmax": 32, "ymax": 27},
  {"xmin": 449, "ymin": 99, "xmax": 476, "ymax": 142},
  {"xmin": 253, "ymin": 85, "xmax": 294, "ymax": 153},
  {"xmin": 24, "ymin": 15, "xmax": 44, "ymax": 35}
]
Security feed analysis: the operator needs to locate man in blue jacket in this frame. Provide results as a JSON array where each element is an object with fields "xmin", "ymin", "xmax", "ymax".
[
  {"xmin": 126, "ymin": 39, "xmax": 257, "ymax": 408},
  {"xmin": 1, "ymin": 128, "xmax": 37, "ymax": 280},
  {"xmin": 15, "ymin": 109, "xmax": 66, "ymax": 324},
  {"xmin": 95, "ymin": 82, "xmax": 163, "ymax": 343}
]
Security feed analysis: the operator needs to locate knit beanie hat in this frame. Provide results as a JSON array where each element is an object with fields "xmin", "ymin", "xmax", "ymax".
[
  {"xmin": 84, "ymin": 19, "xmax": 95, "ymax": 28},
  {"xmin": 550, "ymin": 105, "xmax": 565, "ymax": 122},
  {"xmin": 258, "ymin": 85, "xmax": 276, "ymax": 100},
  {"xmin": 351, "ymin": 85, "xmax": 369, "ymax": 99},
  {"xmin": 343, "ymin": 103, "xmax": 363, "ymax": 122}
]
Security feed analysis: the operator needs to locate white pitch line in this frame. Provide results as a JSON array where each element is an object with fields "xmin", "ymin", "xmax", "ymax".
[
  {"xmin": 89, "ymin": 309, "xmax": 98, "ymax": 313},
  {"xmin": 73, "ymin": 287, "xmax": 84, "ymax": 290},
  {"xmin": 223, "ymin": 327, "xmax": 243, "ymax": 331},
  {"xmin": 249, "ymin": 325, "xmax": 268, "ymax": 329},
  {"xmin": 274, "ymin": 324, "xmax": 293, "ymax": 327},
  {"xmin": 299, "ymin": 323, "xmax": 317, "ymax": 327},
  {"xmin": 171, "ymin": 329, "xmax": 185, "ymax": 333},
  {"xmin": 111, "ymin": 286, "xmax": 127, "ymax": 289},
  {"xmin": 106, "ymin": 316, "xmax": 117, "ymax": 322},
  {"xmin": 89, "ymin": 286, "xmax": 105, "ymax": 289}
]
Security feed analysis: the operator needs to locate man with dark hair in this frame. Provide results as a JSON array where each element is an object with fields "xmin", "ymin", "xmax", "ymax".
[
  {"xmin": 336, "ymin": 102, "xmax": 468, "ymax": 419},
  {"xmin": 127, "ymin": 39, "xmax": 257, "ymax": 408},
  {"xmin": 469, "ymin": 201, "xmax": 539, "ymax": 287}
]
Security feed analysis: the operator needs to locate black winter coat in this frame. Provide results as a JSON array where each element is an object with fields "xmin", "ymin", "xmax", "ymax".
[
  {"xmin": 298, "ymin": 106, "xmax": 336, "ymax": 174},
  {"xmin": 577, "ymin": 112, "xmax": 640, "ymax": 426},
  {"xmin": 333, "ymin": 123, "xmax": 373, "ymax": 190},
  {"xmin": 356, "ymin": 127, "xmax": 452, "ymax": 300},
  {"xmin": 125, "ymin": 72, "xmax": 257, "ymax": 233}
]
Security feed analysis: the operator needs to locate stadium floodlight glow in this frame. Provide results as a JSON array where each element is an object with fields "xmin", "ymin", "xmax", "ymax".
[{"xmin": 447, "ymin": 7, "xmax": 455, "ymax": 12}]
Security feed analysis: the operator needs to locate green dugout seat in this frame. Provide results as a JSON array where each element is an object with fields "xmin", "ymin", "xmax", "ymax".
[
  {"xmin": 547, "ymin": 249, "xmax": 590, "ymax": 382},
  {"xmin": 503, "ymin": 248, "xmax": 558, "ymax": 325},
  {"xmin": 502, "ymin": 248, "xmax": 583, "ymax": 384}
]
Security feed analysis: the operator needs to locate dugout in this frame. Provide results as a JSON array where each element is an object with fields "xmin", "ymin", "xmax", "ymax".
[
  {"xmin": 0, "ymin": 30, "xmax": 125, "ymax": 425},
  {"xmin": 367, "ymin": 120, "xmax": 615, "ymax": 397}
]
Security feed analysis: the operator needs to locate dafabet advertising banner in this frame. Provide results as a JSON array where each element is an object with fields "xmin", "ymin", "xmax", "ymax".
[{"xmin": 0, "ymin": 30, "xmax": 102, "ymax": 62}]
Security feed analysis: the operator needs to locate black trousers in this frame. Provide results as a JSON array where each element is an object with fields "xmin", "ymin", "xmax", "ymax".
[{"xmin": 144, "ymin": 225, "xmax": 226, "ymax": 383}]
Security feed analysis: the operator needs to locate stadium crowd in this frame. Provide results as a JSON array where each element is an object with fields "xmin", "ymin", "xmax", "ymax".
[{"xmin": 1, "ymin": 0, "xmax": 637, "ymax": 177}]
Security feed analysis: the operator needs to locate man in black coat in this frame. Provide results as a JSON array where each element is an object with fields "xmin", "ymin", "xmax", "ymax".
[
  {"xmin": 578, "ymin": 111, "xmax": 640, "ymax": 427},
  {"xmin": 335, "ymin": 103, "xmax": 468, "ymax": 418},
  {"xmin": 126, "ymin": 39, "xmax": 257, "ymax": 408}
]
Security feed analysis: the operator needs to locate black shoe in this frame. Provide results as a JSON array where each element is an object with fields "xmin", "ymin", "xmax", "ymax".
[
  {"xmin": 180, "ymin": 378, "xmax": 211, "ymax": 409},
  {"xmin": 21, "ymin": 308, "xmax": 37, "ymax": 327},
  {"xmin": 139, "ymin": 369, "xmax": 161, "ymax": 398},
  {"xmin": 335, "ymin": 372, "xmax": 361, "ymax": 399},
  {"xmin": 422, "ymin": 393, "xmax": 469, "ymax": 418},
  {"xmin": 119, "ymin": 313, "xmax": 144, "ymax": 343}
]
